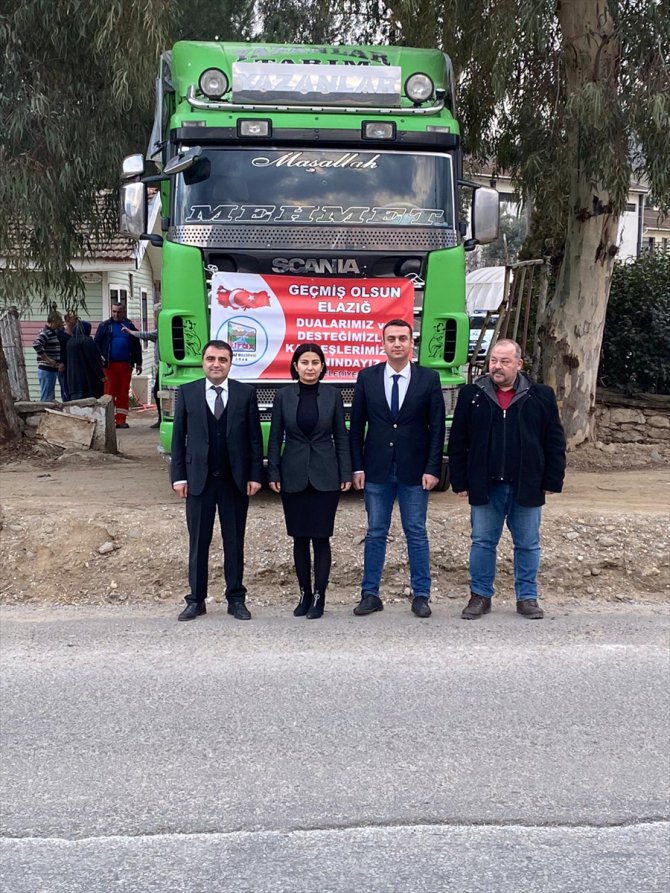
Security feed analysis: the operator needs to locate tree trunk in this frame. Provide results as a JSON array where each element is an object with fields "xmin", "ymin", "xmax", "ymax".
[
  {"xmin": 541, "ymin": 0, "xmax": 620, "ymax": 448},
  {"xmin": 0, "ymin": 328, "xmax": 23, "ymax": 445},
  {"xmin": 0, "ymin": 307, "xmax": 30, "ymax": 401}
]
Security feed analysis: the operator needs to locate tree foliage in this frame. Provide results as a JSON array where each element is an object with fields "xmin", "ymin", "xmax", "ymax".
[
  {"xmin": 385, "ymin": 0, "xmax": 670, "ymax": 233},
  {"xmin": 255, "ymin": 0, "xmax": 387, "ymax": 44},
  {"xmin": 600, "ymin": 252, "xmax": 670, "ymax": 395},
  {"xmin": 174, "ymin": 0, "xmax": 255, "ymax": 42},
  {"xmin": 383, "ymin": 0, "xmax": 670, "ymax": 441},
  {"xmin": 0, "ymin": 0, "xmax": 177, "ymax": 309}
]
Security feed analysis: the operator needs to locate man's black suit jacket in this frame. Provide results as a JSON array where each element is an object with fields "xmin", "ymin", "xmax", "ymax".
[
  {"xmin": 170, "ymin": 377, "xmax": 263, "ymax": 496},
  {"xmin": 349, "ymin": 362, "xmax": 445, "ymax": 485}
]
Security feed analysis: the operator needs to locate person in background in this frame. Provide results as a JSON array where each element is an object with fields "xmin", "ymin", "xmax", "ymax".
[
  {"xmin": 94, "ymin": 303, "xmax": 142, "ymax": 429},
  {"xmin": 64, "ymin": 312, "xmax": 92, "ymax": 338},
  {"xmin": 268, "ymin": 343, "xmax": 352, "ymax": 619},
  {"xmin": 65, "ymin": 315, "xmax": 104, "ymax": 401},
  {"xmin": 55, "ymin": 315, "xmax": 71, "ymax": 402},
  {"xmin": 122, "ymin": 301, "xmax": 162, "ymax": 429},
  {"xmin": 349, "ymin": 318, "xmax": 445, "ymax": 619},
  {"xmin": 32, "ymin": 311, "xmax": 63, "ymax": 402},
  {"xmin": 448, "ymin": 339, "xmax": 566, "ymax": 620}
]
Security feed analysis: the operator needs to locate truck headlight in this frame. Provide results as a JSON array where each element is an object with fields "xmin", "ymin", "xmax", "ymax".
[
  {"xmin": 405, "ymin": 73, "xmax": 434, "ymax": 103},
  {"xmin": 199, "ymin": 68, "xmax": 228, "ymax": 99}
]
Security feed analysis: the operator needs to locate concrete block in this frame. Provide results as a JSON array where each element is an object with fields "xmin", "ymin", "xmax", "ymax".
[
  {"xmin": 37, "ymin": 409, "xmax": 95, "ymax": 450},
  {"xmin": 65, "ymin": 396, "xmax": 116, "ymax": 453}
]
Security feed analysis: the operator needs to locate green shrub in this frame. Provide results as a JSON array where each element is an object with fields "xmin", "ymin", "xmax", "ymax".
[{"xmin": 599, "ymin": 252, "xmax": 670, "ymax": 394}]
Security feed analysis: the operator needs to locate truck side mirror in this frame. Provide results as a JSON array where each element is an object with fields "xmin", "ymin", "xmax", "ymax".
[
  {"xmin": 121, "ymin": 154, "xmax": 145, "ymax": 180},
  {"xmin": 119, "ymin": 182, "xmax": 147, "ymax": 239},
  {"xmin": 471, "ymin": 186, "xmax": 499, "ymax": 245}
]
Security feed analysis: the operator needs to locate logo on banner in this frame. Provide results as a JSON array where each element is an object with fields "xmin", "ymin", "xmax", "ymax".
[{"xmin": 211, "ymin": 273, "xmax": 287, "ymax": 376}]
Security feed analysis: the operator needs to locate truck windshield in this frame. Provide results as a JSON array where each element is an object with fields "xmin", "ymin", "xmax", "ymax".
[{"xmin": 174, "ymin": 148, "xmax": 454, "ymax": 229}]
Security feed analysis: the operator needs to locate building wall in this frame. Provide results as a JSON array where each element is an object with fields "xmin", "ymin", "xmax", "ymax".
[{"xmin": 617, "ymin": 199, "xmax": 643, "ymax": 261}]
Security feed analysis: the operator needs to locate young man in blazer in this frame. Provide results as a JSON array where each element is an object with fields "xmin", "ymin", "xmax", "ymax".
[
  {"xmin": 171, "ymin": 340, "xmax": 263, "ymax": 621},
  {"xmin": 350, "ymin": 319, "xmax": 445, "ymax": 618}
]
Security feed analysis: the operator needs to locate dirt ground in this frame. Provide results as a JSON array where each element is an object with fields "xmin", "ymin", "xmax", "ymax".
[{"xmin": 1, "ymin": 410, "xmax": 668, "ymax": 611}]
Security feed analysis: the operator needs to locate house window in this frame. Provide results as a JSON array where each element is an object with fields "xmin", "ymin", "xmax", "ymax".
[
  {"xmin": 110, "ymin": 287, "xmax": 129, "ymax": 311},
  {"xmin": 141, "ymin": 289, "xmax": 149, "ymax": 333}
]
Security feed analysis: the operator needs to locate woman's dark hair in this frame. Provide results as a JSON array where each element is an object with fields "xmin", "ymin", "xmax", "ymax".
[{"xmin": 290, "ymin": 342, "xmax": 327, "ymax": 380}]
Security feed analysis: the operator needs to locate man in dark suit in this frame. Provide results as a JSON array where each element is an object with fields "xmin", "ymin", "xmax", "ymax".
[
  {"xmin": 350, "ymin": 319, "xmax": 446, "ymax": 618},
  {"xmin": 171, "ymin": 340, "xmax": 263, "ymax": 621}
]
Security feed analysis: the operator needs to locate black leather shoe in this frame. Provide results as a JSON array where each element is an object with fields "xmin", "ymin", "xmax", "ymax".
[
  {"xmin": 353, "ymin": 594, "xmax": 383, "ymax": 616},
  {"xmin": 516, "ymin": 598, "xmax": 544, "ymax": 619},
  {"xmin": 461, "ymin": 593, "xmax": 492, "ymax": 620},
  {"xmin": 411, "ymin": 597, "xmax": 432, "ymax": 618},
  {"xmin": 178, "ymin": 602, "xmax": 206, "ymax": 621},
  {"xmin": 115, "ymin": 422, "xmax": 130, "ymax": 429},
  {"xmin": 150, "ymin": 421, "xmax": 160, "ymax": 429},
  {"xmin": 228, "ymin": 601, "xmax": 252, "ymax": 620}
]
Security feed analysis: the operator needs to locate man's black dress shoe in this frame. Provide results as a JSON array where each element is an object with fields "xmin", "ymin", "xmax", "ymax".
[
  {"xmin": 353, "ymin": 594, "xmax": 384, "ymax": 616},
  {"xmin": 411, "ymin": 597, "xmax": 432, "ymax": 618},
  {"xmin": 228, "ymin": 601, "xmax": 252, "ymax": 620},
  {"xmin": 178, "ymin": 602, "xmax": 206, "ymax": 621}
]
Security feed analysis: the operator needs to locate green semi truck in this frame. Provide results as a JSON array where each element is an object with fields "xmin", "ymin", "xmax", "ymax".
[{"xmin": 119, "ymin": 41, "xmax": 498, "ymax": 488}]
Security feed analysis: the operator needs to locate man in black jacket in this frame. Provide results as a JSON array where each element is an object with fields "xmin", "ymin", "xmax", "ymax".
[
  {"xmin": 350, "ymin": 319, "xmax": 445, "ymax": 619},
  {"xmin": 448, "ymin": 339, "xmax": 566, "ymax": 620},
  {"xmin": 171, "ymin": 340, "xmax": 263, "ymax": 622}
]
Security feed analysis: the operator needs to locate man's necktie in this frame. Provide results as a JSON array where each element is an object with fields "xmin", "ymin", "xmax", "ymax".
[
  {"xmin": 391, "ymin": 374, "xmax": 401, "ymax": 420},
  {"xmin": 213, "ymin": 386, "xmax": 224, "ymax": 420}
]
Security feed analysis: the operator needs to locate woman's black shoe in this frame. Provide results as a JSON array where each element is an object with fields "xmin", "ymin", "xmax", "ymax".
[
  {"xmin": 306, "ymin": 591, "xmax": 325, "ymax": 619},
  {"xmin": 293, "ymin": 586, "xmax": 312, "ymax": 617}
]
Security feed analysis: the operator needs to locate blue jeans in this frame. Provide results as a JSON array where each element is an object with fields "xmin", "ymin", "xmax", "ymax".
[
  {"xmin": 362, "ymin": 465, "xmax": 431, "ymax": 598},
  {"xmin": 37, "ymin": 368, "xmax": 57, "ymax": 402},
  {"xmin": 470, "ymin": 482, "xmax": 541, "ymax": 601}
]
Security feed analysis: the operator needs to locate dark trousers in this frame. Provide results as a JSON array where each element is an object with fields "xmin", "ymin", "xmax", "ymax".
[
  {"xmin": 185, "ymin": 475, "xmax": 249, "ymax": 604},
  {"xmin": 153, "ymin": 371, "xmax": 161, "ymax": 422}
]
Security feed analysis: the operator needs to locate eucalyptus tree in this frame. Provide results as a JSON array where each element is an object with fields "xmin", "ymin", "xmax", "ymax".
[
  {"xmin": 0, "ymin": 0, "xmax": 176, "ymax": 441},
  {"xmin": 0, "ymin": 0, "xmax": 177, "ymax": 311},
  {"xmin": 256, "ymin": 0, "xmax": 387, "ymax": 44},
  {"xmin": 385, "ymin": 0, "xmax": 670, "ymax": 445},
  {"xmin": 175, "ymin": 0, "xmax": 255, "ymax": 41}
]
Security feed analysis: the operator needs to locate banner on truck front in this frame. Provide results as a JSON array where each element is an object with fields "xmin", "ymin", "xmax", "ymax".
[{"xmin": 210, "ymin": 273, "xmax": 414, "ymax": 381}]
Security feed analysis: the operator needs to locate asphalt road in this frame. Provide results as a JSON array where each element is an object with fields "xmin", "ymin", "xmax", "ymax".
[{"xmin": 1, "ymin": 603, "xmax": 669, "ymax": 892}]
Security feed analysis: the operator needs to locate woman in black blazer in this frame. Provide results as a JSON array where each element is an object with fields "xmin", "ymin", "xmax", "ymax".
[{"xmin": 268, "ymin": 343, "xmax": 352, "ymax": 618}]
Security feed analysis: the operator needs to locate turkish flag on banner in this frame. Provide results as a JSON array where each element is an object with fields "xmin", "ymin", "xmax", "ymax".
[{"xmin": 210, "ymin": 273, "xmax": 414, "ymax": 381}]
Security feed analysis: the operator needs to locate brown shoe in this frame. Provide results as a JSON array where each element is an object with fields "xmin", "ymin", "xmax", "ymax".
[
  {"xmin": 516, "ymin": 599, "xmax": 544, "ymax": 619},
  {"xmin": 461, "ymin": 593, "xmax": 492, "ymax": 620}
]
